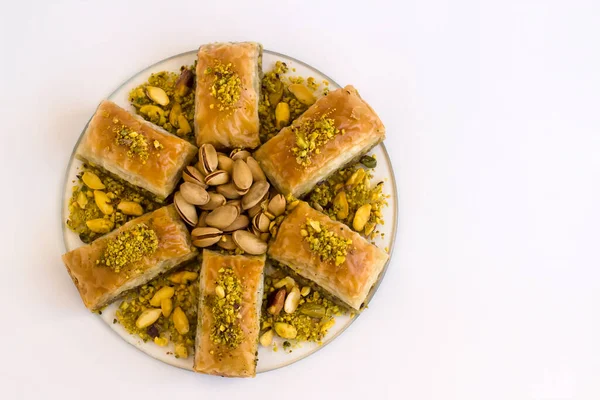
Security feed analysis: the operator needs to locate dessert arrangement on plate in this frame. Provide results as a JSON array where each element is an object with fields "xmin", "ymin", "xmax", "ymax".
[{"xmin": 61, "ymin": 42, "xmax": 395, "ymax": 378}]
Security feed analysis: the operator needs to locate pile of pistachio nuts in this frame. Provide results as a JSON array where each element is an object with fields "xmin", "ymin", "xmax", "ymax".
[{"xmin": 174, "ymin": 144, "xmax": 287, "ymax": 255}]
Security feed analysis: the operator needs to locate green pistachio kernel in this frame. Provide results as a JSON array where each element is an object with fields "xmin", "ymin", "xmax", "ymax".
[
  {"xmin": 360, "ymin": 155, "xmax": 377, "ymax": 168},
  {"xmin": 302, "ymin": 219, "xmax": 352, "ymax": 266}
]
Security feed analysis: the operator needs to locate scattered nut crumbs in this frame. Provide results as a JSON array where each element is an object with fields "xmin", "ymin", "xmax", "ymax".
[
  {"xmin": 129, "ymin": 67, "xmax": 196, "ymax": 143},
  {"xmin": 99, "ymin": 224, "xmax": 158, "ymax": 273},
  {"xmin": 116, "ymin": 266, "xmax": 199, "ymax": 359},
  {"xmin": 205, "ymin": 62, "xmax": 242, "ymax": 111},
  {"xmin": 258, "ymin": 61, "xmax": 311, "ymax": 142},
  {"xmin": 66, "ymin": 165, "xmax": 160, "ymax": 243},
  {"xmin": 302, "ymin": 219, "xmax": 352, "ymax": 266},
  {"xmin": 291, "ymin": 115, "xmax": 343, "ymax": 166},
  {"xmin": 308, "ymin": 161, "xmax": 389, "ymax": 239},
  {"xmin": 208, "ymin": 267, "xmax": 243, "ymax": 349}
]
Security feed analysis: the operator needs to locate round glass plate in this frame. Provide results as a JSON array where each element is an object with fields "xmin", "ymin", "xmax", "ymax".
[{"xmin": 62, "ymin": 49, "xmax": 398, "ymax": 373}]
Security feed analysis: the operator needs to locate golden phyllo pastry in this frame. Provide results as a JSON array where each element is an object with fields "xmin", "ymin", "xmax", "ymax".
[
  {"xmin": 268, "ymin": 201, "xmax": 388, "ymax": 310},
  {"xmin": 76, "ymin": 100, "xmax": 198, "ymax": 199},
  {"xmin": 194, "ymin": 250, "xmax": 265, "ymax": 378},
  {"xmin": 195, "ymin": 42, "xmax": 262, "ymax": 150},
  {"xmin": 254, "ymin": 85, "xmax": 385, "ymax": 197},
  {"xmin": 62, "ymin": 205, "xmax": 198, "ymax": 311}
]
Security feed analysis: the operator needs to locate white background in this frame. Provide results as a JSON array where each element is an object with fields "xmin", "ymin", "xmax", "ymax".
[{"xmin": 1, "ymin": 0, "xmax": 599, "ymax": 399}]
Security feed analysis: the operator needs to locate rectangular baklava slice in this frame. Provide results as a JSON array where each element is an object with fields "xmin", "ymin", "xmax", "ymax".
[
  {"xmin": 62, "ymin": 205, "xmax": 198, "ymax": 311},
  {"xmin": 268, "ymin": 201, "xmax": 388, "ymax": 310},
  {"xmin": 194, "ymin": 249, "xmax": 265, "ymax": 378},
  {"xmin": 195, "ymin": 42, "xmax": 262, "ymax": 150},
  {"xmin": 254, "ymin": 85, "xmax": 385, "ymax": 198},
  {"xmin": 76, "ymin": 100, "xmax": 198, "ymax": 200}
]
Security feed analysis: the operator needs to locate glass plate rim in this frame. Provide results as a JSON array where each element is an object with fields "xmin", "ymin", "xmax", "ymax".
[{"xmin": 60, "ymin": 48, "xmax": 399, "ymax": 374}]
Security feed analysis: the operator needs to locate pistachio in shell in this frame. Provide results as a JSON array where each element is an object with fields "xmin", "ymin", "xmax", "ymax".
[
  {"xmin": 217, "ymin": 154, "xmax": 234, "ymax": 174},
  {"xmin": 199, "ymin": 192, "xmax": 226, "ymax": 211},
  {"xmin": 191, "ymin": 227, "xmax": 223, "ymax": 248},
  {"xmin": 247, "ymin": 202, "xmax": 263, "ymax": 219},
  {"xmin": 253, "ymin": 212, "xmax": 271, "ymax": 233},
  {"xmin": 259, "ymin": 232, "xmax": 271, "ymax": 242},
  {"xmin": 230, "ymin": 149, "xmax": 251, "ymax": 161},
  {"xmin": 204, "ymin": 205, "xmax": 239, "ymax": 230},
  {"xmin": 197, "ymin": 210, "xmax": 209, "ymax": 227},
  {"xmin": 232, "ymin": 159, "xmax": 253, "ymax": 191},
  {"xmin": 183, "ymin": 166, "xmax": 207, "ymax": 188},
  {"xmin": 217, "ymin": 234, "xmax": 238, "ymax": 250},
  {"xmin": 242, "ymin": 181, "xmax": 270, "ymax": 210},
  {"xmin": 180, "ymin": 182, "xmax": 210, "ymax": 205},
  {"xmin": 174, "ymin": 192, "xmax": 198, "ymax": 226},
  {"xmin": 267, "ymin": 194, "xmax": 286, "ymax": 217},
  {"xmin": 245, "ymin": 157, "xmax": 266, "ymax": 182},
  {"xmin": 226, "ymin": 199, "xmax": 242, "ymax": 214},
  {"xmin": 216, "ymin": 182, "xmax": 243, "ymax": 199},
  {"xmin": 232, "ymin": 230, "xmax": 268, "ymax": 255},
  {"xmin": 199, "ymin": 144, "xmax": 218, "ymax": 175},
  {"xmin": 222, "ymin": 214, "xmax": 250, "ymax": 232},
  {"xmin": 204, "ymin": 170, "xmax": 229, "ymax": 186}
]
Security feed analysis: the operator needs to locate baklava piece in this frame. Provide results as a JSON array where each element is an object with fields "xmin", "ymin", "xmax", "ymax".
[
  {"xmin": 76, "ymin": 100, "xmax": 198, "ymax": 200},
  {"xmin": 254, "ymin": 85, "xmax": 385, "ymax": 197}
]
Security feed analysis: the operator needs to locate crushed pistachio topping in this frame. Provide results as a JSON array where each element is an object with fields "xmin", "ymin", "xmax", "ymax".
[
  {"xmin": 260, "ymin": 267, "xmax": 346, "ymax": 344},
  {"xmin": 308, "ymin": 162, "xmax": 388, "ymax": 239},
  {"xmin": 205, "ymin": 62, "xmax": 241, "ymax": 111},
  {"xmin": 115, "ymin": 127, "xmax": 150, "ymax": 164},
  {"xmin": 291, "ymin": 115, "xmax": 343, "ymax": 167},
  {"xmin": 302, "ymin": 219, "xmax": 352, "ymax": 266},
  {"xmin": 99, "ymin": 224, "xmax": 158, "ymax": 273},
  {"xmin": 258, "ymin": 61, "xmax": 310, "ymax": 142},
  {"xmin": 129, "ymin": 67, "xmax": 196, "ymax": 143},
  {"xmin": 208, "ymin": 267, "xmax": 243, "ymax": 348},
  {"xmin": 116, "ymin": 267, "xmax": 199, "ymax": 359},
  {"xmin": 66, "ymin": 164, "xmax": 160, "ymax": 243}
]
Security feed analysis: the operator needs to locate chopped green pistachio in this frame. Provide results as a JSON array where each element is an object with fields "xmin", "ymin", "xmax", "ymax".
[
  {"xmin": 205, "ymin": 62, "xmax": 241, "ymax": 111},
  {"xmin": 208, "ymin": 267, "xmax": 243, "ymax": 348},
  {"xmin": 99, "ymin": 224, "xmax": 158, "ymax": 273},
  {"xmin": 302, "ymin": 219, "xmax": 352, "ymax": 266},
  {"xmin": 115, "ymin": 127, "xmax": 150, "ymax": 163},
  {"xmin": 291, "ymin": 116, "xmax": 343, "ymax": 167}
]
